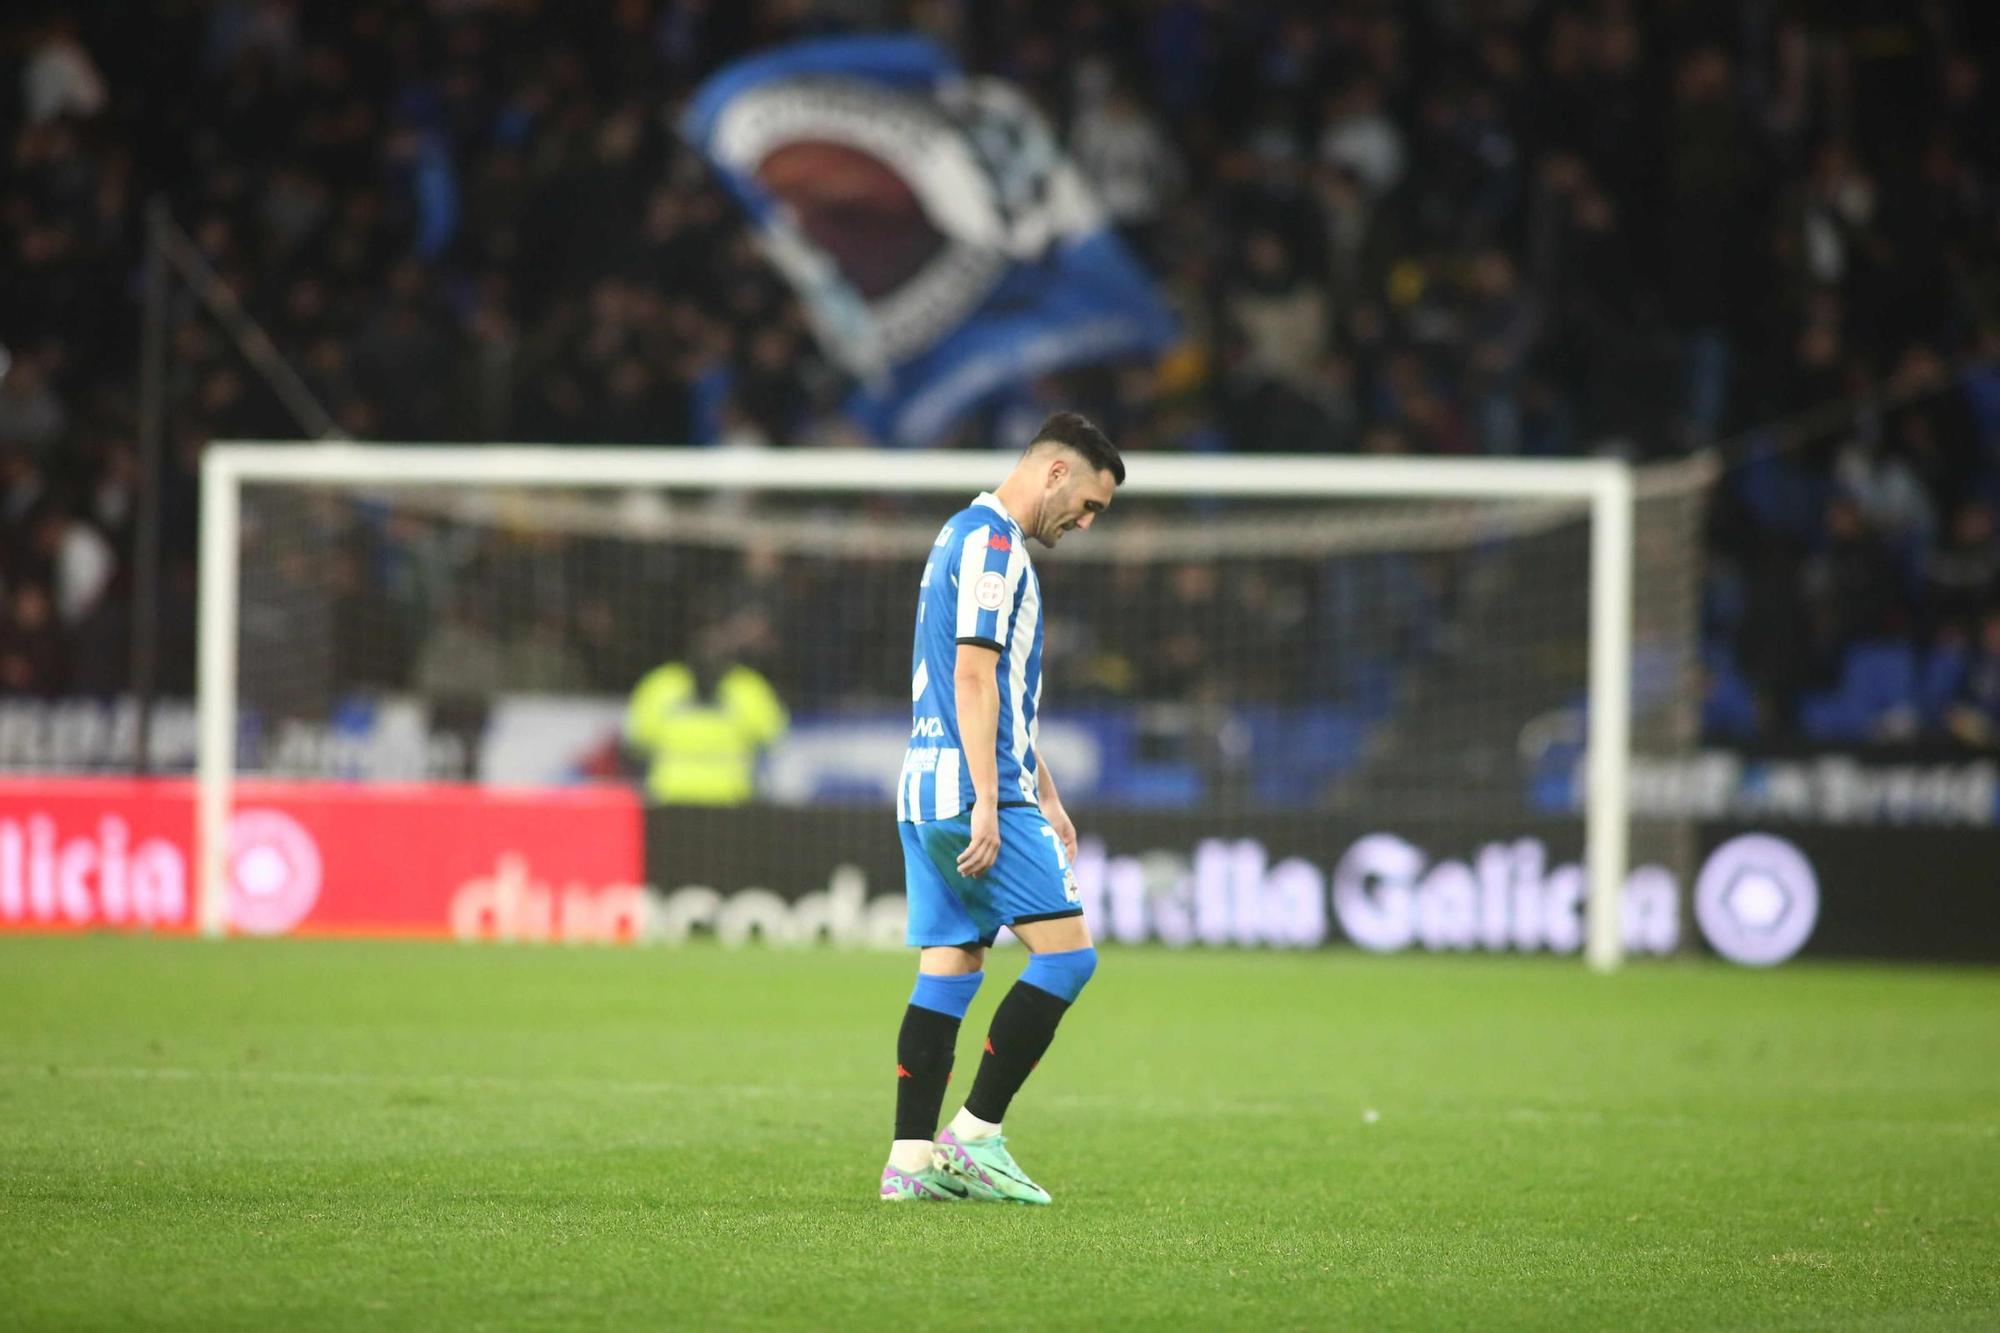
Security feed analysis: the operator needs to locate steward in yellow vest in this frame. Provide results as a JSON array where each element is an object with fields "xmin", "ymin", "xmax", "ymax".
[{"xmin": 624, "ymin": 653, "xmax": 787, "ymax": 805}]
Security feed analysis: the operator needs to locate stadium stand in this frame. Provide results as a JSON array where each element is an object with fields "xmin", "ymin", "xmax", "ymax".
[{"xmin": 0, "ymin": 1, "xmax": 1995, "ymax": 746}]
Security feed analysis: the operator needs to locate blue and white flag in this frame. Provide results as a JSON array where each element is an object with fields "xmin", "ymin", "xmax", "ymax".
[{"xmin": 684, "ymin": 36, "xmax": 1176, "ymax": 445}]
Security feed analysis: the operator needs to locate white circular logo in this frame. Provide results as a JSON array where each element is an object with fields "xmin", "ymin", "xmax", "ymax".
[
  {"xmin": 228, "ymin": 808, "xmax": 323, "ymax": 936},
  {"xmin": 1694, "ymin": 833, "xmax": 1818, "ymax": 966},
  {"xmin": 973, "ymin": 571, "xmax": 1007, "ymax": 611}
]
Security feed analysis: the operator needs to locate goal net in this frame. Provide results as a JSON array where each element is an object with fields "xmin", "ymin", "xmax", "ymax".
[{"xmin": 199, "ymin": 446, "xmax": 1706, "ymax": 968}]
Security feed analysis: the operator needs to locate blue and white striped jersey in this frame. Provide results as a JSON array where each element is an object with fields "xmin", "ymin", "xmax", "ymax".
[{"xmin": 897, "ymin": 492, "xmax": 1044, "ymax": 823}]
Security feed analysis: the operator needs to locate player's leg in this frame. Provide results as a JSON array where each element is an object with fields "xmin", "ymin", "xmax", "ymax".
[
  {"xmin": 887, "ymin": 943, "xmax": 985, "ymax": 1192},
  {"xmin": 934, "ymin": 914, "xmax": 1093, "ymax": 1204},
  {"xmin": 934, "ymin": 809, "xmax": 1097, "ymax": 1204},
  {"xmin": 959, "ymin": 912, "xmax": 1095, "ymax": 1134},
  {"xmin": 884, "ymin": 821, "xmax": 994, "ymax": 1202}
]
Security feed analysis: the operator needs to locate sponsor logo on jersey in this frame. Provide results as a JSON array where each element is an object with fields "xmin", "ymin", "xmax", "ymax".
[
  {"xmin": 987, "ymin": 532, "xmax": 1012, "ymax": 552},
  {"xmin": 911, "ymin": 716, "xmax": 946, "ymax": 739}
]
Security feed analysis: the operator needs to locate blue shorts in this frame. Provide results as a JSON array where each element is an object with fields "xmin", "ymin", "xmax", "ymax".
[{"xmin": 899, "ymin": 806, "xmax": 1081, "ymax": 948}]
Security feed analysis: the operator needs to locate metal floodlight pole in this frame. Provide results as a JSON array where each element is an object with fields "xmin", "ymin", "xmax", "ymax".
[
  {"xmin": 137, "ymin": 202, "xmax": 344, "ymax": 933},
  {"xmin": 130, "ymin": 197, "xmax": 170, "ymax": 777},
  {"xmin": 154, "ymin": 216, "xmax": 346, "ymax": 443}
]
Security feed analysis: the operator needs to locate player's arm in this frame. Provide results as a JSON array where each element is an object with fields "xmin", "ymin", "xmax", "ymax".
[
  {"xmin": 1036, "ymin": 756, "xmax": 1077, "ymax": 864},
  {"xmin": 954, "ymin": 642, "xmax": 1002, "ymax": 877},
  {"xmin": 950, "ymin": 523, "xmax": 1022, "ymax": 878}
]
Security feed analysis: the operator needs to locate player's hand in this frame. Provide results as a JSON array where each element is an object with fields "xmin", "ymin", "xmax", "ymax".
[
  {"xmin": 1045, "ymin": 800, "xmax": 1078, "ymax": 865},
  {"xmin": 958, "ymin": 801, "xmax": 1001, "ymax": 878}
]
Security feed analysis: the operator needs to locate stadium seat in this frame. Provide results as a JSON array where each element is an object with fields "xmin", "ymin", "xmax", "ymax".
[
  {"xmin": 1799, "ymin": 640, "xmax": 1920, "ymax": 741},
  {"xmin": 1248, "ymin": 705, "xmax": 1369, "ymax": 806},
  {"xmin": 1797, "ymin": 690, "xmax": 1865, "ymax": 741},
  {"xmin": 1108, "ymin": 763, "xmax": 1205, "ymax": 807},
  {"xmin": 1701, "ymin": 661, "xmax": 1761, "ymax": 740},
  {"xmin": 1338, "ymin": 655, "xmax": 1399, "ymax": 720},
  {"xmin": 1849, "ymin": 640, "xmax": 1918, "ymax": 707},
  {"xmin": 1736, "ymin": 441, "xmax": 1836, "ymax": 543},
  {"xmin": 1920, "ymin": 643, "xmax": 1969, "ymax": 727}
]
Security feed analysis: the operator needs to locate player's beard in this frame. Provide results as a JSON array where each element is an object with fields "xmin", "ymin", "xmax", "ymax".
[
  {"xmin": 1031, "ymin": 486, "xmax": 1069, "ymax": 547},
  {"xmin": 1029, "ymin": 492, "xmax": 1056, "ymax": 547}
]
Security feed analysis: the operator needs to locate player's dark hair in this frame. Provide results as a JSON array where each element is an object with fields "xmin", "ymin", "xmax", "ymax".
[{"xmin": 1030, "ymin": 411, "xmax": 1124, "ymax": 485}]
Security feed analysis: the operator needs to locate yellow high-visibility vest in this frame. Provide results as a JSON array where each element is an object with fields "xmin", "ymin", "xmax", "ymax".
[{"xmin": 624, "ymin": 662, "xmax": 788, "ymax": 805}]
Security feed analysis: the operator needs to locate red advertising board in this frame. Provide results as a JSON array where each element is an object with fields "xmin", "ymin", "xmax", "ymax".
[{"xmin": 0, "ymin": 778, "xmax": 644, "ymax": 940}]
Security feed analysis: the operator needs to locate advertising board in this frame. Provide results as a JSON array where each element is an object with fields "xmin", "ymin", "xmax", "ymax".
[
  {"xmin": 0, "ymin": 778, "xmax": 643, "ymax": 939},
  {"xmin": 4, "ymin": 780, "xmax": 1987, "ymax": 962},
  {"xmin": 639, "ymin": 808, "xmax": 1999, "ymax": 965}
]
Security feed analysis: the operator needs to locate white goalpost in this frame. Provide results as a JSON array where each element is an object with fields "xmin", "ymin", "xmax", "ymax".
[{"xmin": 196, "ymin": 443, "xmax": 1638, "ymax": 970}]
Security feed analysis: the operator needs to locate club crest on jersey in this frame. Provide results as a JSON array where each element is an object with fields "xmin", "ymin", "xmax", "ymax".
[
  {"xmin": 987, "ymin": 532, "xmax": 1011, "ymax": 552},
  {"xmin": 974, "ymin": 571, "xmax": 1008, "ymax": 610}
]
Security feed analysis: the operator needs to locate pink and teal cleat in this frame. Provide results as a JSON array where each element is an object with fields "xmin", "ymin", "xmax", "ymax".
[
  {"xmin": 879, "ymin": 1163, "xmax": 969, "ymax": 1202},
  {"xmin": 933, "ymin": 1130, "xmax": 1052, "ymax": 1205}
]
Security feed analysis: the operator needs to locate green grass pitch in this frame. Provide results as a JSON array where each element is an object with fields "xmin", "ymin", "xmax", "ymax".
[{"xmin": 2, "ymin": 938, "xmax": 1996, "ymax": 1330}]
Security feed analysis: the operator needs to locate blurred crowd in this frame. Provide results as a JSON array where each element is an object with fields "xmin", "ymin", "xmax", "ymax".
[{"xmin": 2, "ymin": 0, "xmax": 1998, "ymax": 746}]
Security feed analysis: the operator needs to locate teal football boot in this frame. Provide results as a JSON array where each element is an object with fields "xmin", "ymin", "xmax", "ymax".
[
  {"xmin": 933, "ymin": 1130, "xmax": 1052, "ymax": 1205},
  {"xmin": 879, "ymin": 1163, "xmax": 969, "ymax": 1202}
]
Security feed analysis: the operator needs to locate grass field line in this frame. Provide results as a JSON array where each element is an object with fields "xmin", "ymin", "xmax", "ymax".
[
  {"xmin": 6, "ymin": 1061, "xmax": 1994, "ymax": 1138},
  {"xmin": 0, "ymin": 1059, "xmax": 1282, "ymax": 1115}
]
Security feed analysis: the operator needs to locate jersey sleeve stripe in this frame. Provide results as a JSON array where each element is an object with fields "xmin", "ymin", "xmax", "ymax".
[
  {"xmin": 954, "ymin": 524, "xmax": 992, "ymax": 639},
  {"xmin": 1006, "ymin": 570, "xmax": 1040, "ymax": 789},
  {"xmin": 989, "ymin": 543, "xmax": 1028, "ymax": 645}
]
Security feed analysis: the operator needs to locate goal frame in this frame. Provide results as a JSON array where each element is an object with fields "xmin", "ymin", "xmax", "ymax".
[{"xmin": 197, "ymin": 443, "xmax": 1636, "ymax": 970}]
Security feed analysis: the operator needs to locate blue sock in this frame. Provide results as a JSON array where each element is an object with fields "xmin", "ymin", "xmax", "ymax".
[
  {"xmin": 896, "ymin": 971, "xmax": 983, "ymax": 1142},
  {"xmin": 1020, "ymin": 946, "xmax": 1097, "ymax": 1003},
  {"xmin": 909, "ymin": 970, "xmax": 983, "ymax": 1019},
  {"xmin": 964, "ymin": 948, "xmax": 1097, "ymax": 1123}
]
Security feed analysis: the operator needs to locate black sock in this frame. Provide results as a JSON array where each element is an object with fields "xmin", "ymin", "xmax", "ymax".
[
  {"xmin": 894, "ymin": 1004, "xmax": 961, "ymax": 1142},
  {"xmin": 963, "ymin": 981, "xmax": 1072, "ymax": 1124}
]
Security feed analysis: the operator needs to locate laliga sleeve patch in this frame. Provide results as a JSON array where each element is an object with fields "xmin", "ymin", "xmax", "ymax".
[{"xmin": 973, "ymin": 570, "xmax": 1007, "ymax": 611}]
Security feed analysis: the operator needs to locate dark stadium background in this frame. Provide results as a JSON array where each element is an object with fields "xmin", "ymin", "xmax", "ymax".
[{"xmin": 2, "ymin": 0, "xmax": 1997, "ymax": 753}]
